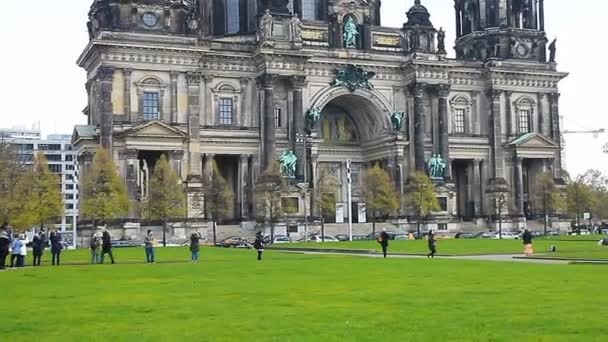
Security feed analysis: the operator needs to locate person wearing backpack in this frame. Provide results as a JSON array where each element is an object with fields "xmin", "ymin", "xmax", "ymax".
[{"xmin": 90, "ymin": 233, "xmax": 101, "ymax": 264}]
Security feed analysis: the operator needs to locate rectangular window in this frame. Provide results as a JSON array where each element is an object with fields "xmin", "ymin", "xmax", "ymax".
[
  {"xmin": 302, "ymin": 0, "xmax": 322, "ymax": 21},
  {"xmin": 218, "ymin": 97, "xmax": 234, "ymax": 125},
  {"xmin": 288, "ymin": 225, "xmax": 298, "ymax": 233},
  {"xmin": 66, "ymin": 204, "xmax": 74, "ymax": 210},
  {"xmin": 518, "ymin": 109, "xmax": 530, "ymax": 133},
  {"xmin": 46, "ymin": 154, "xmax": 62, "ymax": 162},
  {"xmin": 65, "ymin": 194, "xmax": 73, "ymax": 200},
  {"xmin": 65, "ymin": 155, "xmax": 73, "ymax": 162},
  {"xmin": 48, "ymin": 164, "xmax": 62, "ymax": 173},
  {"xmin": 65, "ymin": 174, "xmax": 74, "ymax": 181},
  {"xmin": 66, "ymin": 184, "xmax": 74, "ymax": 190},
  {"xmin": 453, "ymin": 109, "xmax": 465, "ymax": 134},
  {"xmin": 281, "ymin": 198, "xmax": 300, "ymax": 214},
  {"xmin": 438, "ymin": 223, "xmax": 448, "ymax": 231},
  {"xmin": 226, "ymin": 0, "xmax": 240, "ymax": 34},
  {"xmin": 65, "ymin": 165, "xmax": 74, "ymax": 170},
  {"xmin": 143, "ymin": 92, "xmax": 160, "ymax": 121},
  {"xmin": 274, "ymin": 108, "xmax": 282, "ymax": 127},
  {"xmin": 438, "ymin": 197, "xmax": 448, "ymax": 211},
  {"xmin": 38, "ymin": 144, "xmax": 61, "ymax": 151}
]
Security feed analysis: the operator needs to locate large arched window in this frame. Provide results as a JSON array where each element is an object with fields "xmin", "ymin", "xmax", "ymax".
[{"xmin": 213, "ymin": 0, "xmax": 249, "ymax": 35}]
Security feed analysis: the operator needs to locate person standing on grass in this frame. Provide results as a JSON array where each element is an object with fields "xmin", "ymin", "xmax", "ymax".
[
  {"xmin": 0, "ymin": 230, "xmax": 10, "ymax": 270},
  {"xmin": 378, "ymin": 228, "xmax": 389, "ymax": 258},
  {"xmin": 90, "ymin": 233, "xmax": 102, "ymax": 264},
  {"xmin": 190, "ymin": 231, "xmax": 201, "ymax": 262},
  {"xmin": 19, "ymin": 234, "xmax": 27, "ymax": 267},
  {"xmin": 254, "ymin": 232, "xmax": 265, "ymax": 261},
  {"xmin": 32, "ymin": 231, "xmax": 45, "ymax": 267},
  {"xmin": 427, "ymin": 230, "xmax": 437, "ymax": 258},
  {"xmin": 100, "ymin": 231, "xmax": 115, "ymax": 264},
  {"xmin": 144, "ymin": 230, "xmax": 156, "ymax": 263},
  {"xmin": 50, "ymin": 230, "xmax": 62, "ymax": 266},
  {"xmin": 522, "ymin": 228, "xmax": 533, "ymax": 256},
  {"xmin": 10, "ymin": 234, "xmax": 23, "ymax": 268}
]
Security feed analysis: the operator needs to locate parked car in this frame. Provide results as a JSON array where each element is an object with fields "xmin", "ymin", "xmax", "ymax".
[
  {"xmin": 334, "ymin": 234, "xmax": 350, "ymax": 242},
  {"xmin": 215, "ymin": 236, "xmax": 252, "ymax": 248},
  {"xmin": 352, "ymin": 234, "xmax": 368, "ymax": 241},
  {"xmin": 480, "ymin": 232, "xmax": 495, "ymax": 239},
  {"xmin": 569, "ymin": 229, "xmax": 591, "ymax": 236},
  {"xmin": 491, "ymin": 232, "xmax": 519, "ymax": 240},
  {"xmin": 272, "ymin": 235, "xmax": 291, "ymax": 244},
  {"xmin": 111, "ymin": 240, "xmax": 139, "ymax": 248},
  {"xmin": 393, "ymin": 234, "xmax": 410, "ymax": 240},
  {"xmin": 309, "ymin": 235, "xmax": 339, "ymax": 242},
  {"xmin": 455, "ymin": 232, "xmax": 478, "ymax": 239},
  {"xmin": 366, "ymin": 231, "xmax": 409, "ymax": 241}
]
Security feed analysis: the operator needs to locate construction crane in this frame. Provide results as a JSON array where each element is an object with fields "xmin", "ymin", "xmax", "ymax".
[{"xmin": 562, "ymin": 128, "xmax": 605, "ymax": 138}]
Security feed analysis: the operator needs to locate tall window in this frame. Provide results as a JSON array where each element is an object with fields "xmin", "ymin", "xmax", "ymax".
[
  {"xmin": 453, "ymin": 108, "xmax": 466, "ymax": 134},
  {"xmin": 274, "ymin": 108, "xmax": 282, "ymax": 127},
  {"xmin": 143, "ymin": 92, "xmax": 160, "ymax": 120},
  {"xmin": 302, "ymin": 0, "xmax": 323, "ymax": 21},
  {"xmin": 226, "ymin": 0, "xmax": 240, "ymax": 34},
  {"xmin": 214, "ymin": 0, "xmax": 248, "ymax": 35},
  {"xmin": 518, "ymin": 109, "xmax": 530, "ymax": 133},
  {"xmin": 48, "ymin": 164, "xmax": 62, "ymax": 173},
  {"xmin": 219, "ymin": 97, "xmax": 234, "ymax": 125}
]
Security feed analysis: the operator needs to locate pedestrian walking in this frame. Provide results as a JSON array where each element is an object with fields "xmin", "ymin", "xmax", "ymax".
[
  {"xmin": 90, "ymin": 233, "xmax": 101, "ymax": 264},
  {"xmin": 522, "ymin": 228, "xmax": 534, "ymax": 256},
  {"xmin": 32, "ymin": 231, "xmax": 45, "ymax": 266},
  {"xmin": 190, "ymin": 232, "xmax": 201, "ymax": 262},
  {"xmin": 254, "ymin": 232, "xmax": 265, "ymax": 261},
  {"xmin": 10, "ymin": 234, "xmax": 23, "ymax": 268},
  {"xmin": 427, "ymin": 230, "xmax": 437, "ymax": 258},
  {"xmin": 144, "ymin": 230, "xmax": 156, "ymax": 263},
  {"xmin": 0, "ymin": 230, "xmax": 10, "ymax": 270},
  {"xmin": 378, "ymin": 228, "xmax": 389, "ymax": 258},
  {"xmin": 100, "ymin": 231, "xmax": 115, "ymax": 264},
  {"xmin": 49, "ymin": 230, "xmax": 62, "ymax": 266}
]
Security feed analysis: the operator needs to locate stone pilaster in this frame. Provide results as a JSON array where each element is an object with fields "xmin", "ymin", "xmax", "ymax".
[
  {"xmin": 202, "ymin": 76, "xmax": 213, "ymax": 126},
  {"xmin": 124, "ymin": 68, "xmax": 132, "ymax": 122},
  {"xmin": 238, "ymin": 154, "xmax": 250, "ymax": 219},
  {"xmin": 549, "ymin": 93, "xmax": 562, "ymax": 179},
  {"xmin": 473, "ymin": 159, "xmax": 482, "ymax": 217},
  {"xmin": 170, "ymin": 71, "xmax": 178, "ymax": 124},
  {"xmin": 514, "ymin": 157, "xmax": 525, "ymax": 216},
  {"xmin": 250, "ymin": 155, "xmax": 260, "ymax": 217},
  {"xmin": 537, "ymin": 93, "xmax": 546, "ymax": 136},
  {"xmin": 203, "ymin": 153, "xmax": 215, "ymax": 184},
  {"xmin": 505, "ymin": 91, "xmax": 513, "ymax": 137},
  {"xmin": 410, "ymin": 83, "xmax": 426, "ymax": 172},
  {"xmin": 291, "ymin": 75, "xmax": 306, "ymax": 180},
  {"xmin": 168, "ymin": 150, "xmax": 184, "ymax": 178},
  {"xmin": 119, "ymin": 149, "xmax": 139, "ymax": 216},
  {"xmin": 258, "ymin": 74, "xmax": 277, "ymax": 171},
  {"xmin": 437, "ymin": 84, "xmax": 451, "ymax": 180},
  {"xmin": 487, "ymin": 89, "xmax": 506, "ymax": 182},
  {"xmin": 186, "ymin": 73, "xmax": 202, "ymax": 177},
  {"xmin": 98, "ymin": 66, "xmax": 114, "ymax": 149},
  {"xmin": 239, "ymin": 78, "xmax": 251, "ymax": 127}
]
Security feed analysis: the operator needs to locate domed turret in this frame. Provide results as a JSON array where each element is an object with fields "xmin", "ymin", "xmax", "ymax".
[
  {"xmin": 404, "ymin": 0, "xmax": 433, "ymax": 27},
  {"xmin": 401, "ymin": 0, "xmax": 437, "ymax": 54}
]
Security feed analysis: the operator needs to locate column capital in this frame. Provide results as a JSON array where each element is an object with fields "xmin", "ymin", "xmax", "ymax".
[
  {"xmin": 537, "ymin": 92, "xmax": 546, "ymax": 100},
  {"xmin": 202, "ymin": 74, "xmax": 213, "ymax": 83},
  {"xmin": 289, "ymin": 75, "xmax": 307, "ymax": 90},
  {"xmin": 485, "ymin": 89, "xmax": 503, "ymax": 101},
  {"xmin": 408, "ymin": 83, "xmax": 426, "ymax": 97},
  {"xmin": 549, "ymin": 92, "xmax": 561, "ymax": 101},
  {"xmin": 437, "ymin": 84, "xmax": 451, "ymax": 98},
  {"xmin": 257, "ymin": 74, "xmax": 278, "ymax": 89},
  {"xmin": 123, "ymin": 68, "xmax": 133, "ymax": 76},
  {"xmin": 240, "ymin": 154, "xmax": 251, "ymax": 163},
  {"xmin": 97, "ymin": 66, "xmax": 115, "ymax": 82},
  {"xmin": 118, "ymin": 149, "xmax": 138, "ymax": 160},
  {"xmin": 205, "ymin": 153, "xmax": 216, "ymax": 160},
  {"xmin": 170, "ymin": 71, "xmax": 179, "ymax": 80},
  {"xmin": 239, "ymin": 77, "xmax": 251, "ymax": 87},
  {"xmin": 168, "ymin": 150, "xmax": 184, "ymax": 160},
  {"xmin": 186, "ymin": 72, "xmax": 202, "ymax": 86},
  {"xmin": 82, "ymin": 151, "xmax": 95, "ymax": 162}
]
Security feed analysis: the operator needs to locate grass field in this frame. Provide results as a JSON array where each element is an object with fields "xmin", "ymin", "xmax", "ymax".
[
  {"xmin": 2, "ymin": 247, "xmax": 608, "ymax": 341},
  {"xmin": 279, "ymin": 239, "xmax": 608, "ymax": 260}
]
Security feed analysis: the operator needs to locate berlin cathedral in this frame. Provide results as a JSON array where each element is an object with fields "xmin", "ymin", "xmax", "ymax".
[{"xmin": 73, "ymin": 0, "xmax": 566, "ymax": 231}]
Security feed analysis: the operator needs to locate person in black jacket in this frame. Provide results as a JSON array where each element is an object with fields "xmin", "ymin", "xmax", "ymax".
[
  {"xmin": 100, "ymin": 231, "xmax": 115, "ymax": 264},
  {"xmin": 427, "ymin": 230, "xmax": 437, "ymax": 258},
  {"xmin": 32, "ymin": 231, "xmax": 45, "ymax": 266},
  {"xmin": 0, "ymin": 230, "xmax": 10, "ymax": 270},
  {"xmin": 378, "ymin": 229, "xmax": 389, "ymax": 258},
  {"xmin": 49, "ymin": 230, "xmax": 62, "ymax": 266},
  {"xmin": 522, "ymin": 228, "xmax": 533, "ymax": 256},
  {"xmin": 254, "ymin": 232, "xmax": 265, "ymax": 261}
]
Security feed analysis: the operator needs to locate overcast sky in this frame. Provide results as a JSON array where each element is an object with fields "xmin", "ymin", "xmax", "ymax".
[{"xmin": 0, "ymin": 0, "xmax": 606, "ymax": 177}]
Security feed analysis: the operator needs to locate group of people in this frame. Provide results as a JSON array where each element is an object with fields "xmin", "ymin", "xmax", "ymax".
[
  {"xmin": 376, "ymin": 228, "xmax": 438, "ymax": 258},
  {"xmin": 89, "ymin": 231, "xmax": 114, "ymax": 264},
  {"xmin": 0, "ymin": 229, "xmax": 64, "ymax": 270}
]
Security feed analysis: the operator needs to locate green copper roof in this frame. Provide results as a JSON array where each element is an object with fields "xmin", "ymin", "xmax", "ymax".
[
  {"xmin": 74, "ymin": 125, "xmax": 97, "ymax": 138},
  {"xmin": 509, "ymin": 132, "xmax": 536, "ymax": 145}
]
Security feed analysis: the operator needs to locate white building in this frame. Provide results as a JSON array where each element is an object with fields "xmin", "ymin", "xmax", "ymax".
[{"xmin": 2, "ymin": 129, "xmax": 79, "ymax": 231}]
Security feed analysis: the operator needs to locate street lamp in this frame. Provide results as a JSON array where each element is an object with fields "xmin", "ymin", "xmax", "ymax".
[{"xmin": 296, "ymin": 132, "xmax": 312, "ymax": 242}]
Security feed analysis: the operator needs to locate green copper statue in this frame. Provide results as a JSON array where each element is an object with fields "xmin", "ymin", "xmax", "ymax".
[
  {"xmin": 306, "ymin": 106, "xmax": 321, "ymax": 133},
  {"xmin": 427, "ymin": 154, "xmax": 447, "ymax": 180},
  {"xmin": 279, "ymin": 150, "xmax": 298, "ymax": 178},
  {"xmin": 390, "ymin": 111, "xmax": 406, "ymax": 131},
  {"xmin": 343, "ymin": 17, "xmax": 359, "ymax": 48}
]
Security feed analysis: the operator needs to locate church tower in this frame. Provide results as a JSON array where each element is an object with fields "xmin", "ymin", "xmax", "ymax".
[{"xmin": 454, "ymin": 0, "xmax": 548, "ymax": 62}]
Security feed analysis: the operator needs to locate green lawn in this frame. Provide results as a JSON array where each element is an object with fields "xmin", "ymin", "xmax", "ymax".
[
  {"xmin": 278, "ymin": 239, "xmax": 608, "ymax": 259},
  {"xmin": 2, "ymin": 247, "xmax": 608, "ymax": 341}
]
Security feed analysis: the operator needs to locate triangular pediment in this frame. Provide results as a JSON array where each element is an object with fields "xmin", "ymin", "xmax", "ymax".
[
  {"xmin": 508, "ymin": 132, "xmax": 558, "ymax": 149},
  {"xmin": 121, "ymin": 121, "xmax": 187, "ymax": 139},
  {"xmin": 71, "ymin": 125, "xmax": 98, "ymax": 144}
]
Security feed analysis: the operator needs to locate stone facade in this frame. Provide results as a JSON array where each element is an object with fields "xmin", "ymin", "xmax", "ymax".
[{"xmin": 73, "ymin": 0, "xmax": 567, "ymax": 230}]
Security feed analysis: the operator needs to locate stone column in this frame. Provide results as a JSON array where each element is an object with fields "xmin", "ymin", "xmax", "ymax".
[
  {"xmin": 410, "ymin": 83, "xmax": 426, "ymax": 172},
  {"xmin": 537, "ymin": 93, "xmax": 546, "ymax": 136},
  {"xmin": 515, "ymin": 157, "xmax": 525, "ymax": 216},
  {"xmin": 258, "ymin": 74, "xmax": 277, "ymax": 171},
  {"xmin": 505, "ymin": 91, "xmax": 513, "ymax": 137},
  {"xmin": 238, "ymin": 154, "xmax": 250, "ymax": 219},
  {"xmin": 549, "ymin": 93, "xmax": 562, "ymax": 179},
  {"xmin": 202, "ymin": 76, "xmax": 213, "ymax": 126},
  {"xmin": 168, "ymin": 150, "xmax": 184, "ymax": 179},
  {"xmin": 203, "ymin": 153, "xmax": 215, "ymax": 183},
  {"xmin": 437, "ymin": 84, "xmax": 451, "ymax": 180},
  {"xmin": 539, "ymin": 0, "xmax": 545, "ymax": 31},
  {"xmin": 170, "ymin": 71, "xmax": 178, "ymax": 124},
  {"xmin": 239, "ymin": 78, "xmax": 250, "ymax": 127},
  {"xmin": 119, "ymin": 149, "xmax": 139, "ymax": 217},
  {"xmin": 291, "ymin": 76, "xmax": 306, "ymax": 180},
  {"xmin": 471, "ymin": 91, "xmax": 481, "ymax": 135},
  {"xmin": 98, "ymin": 67, "xmax": 114, "ymax": 149},
  {"xmin": 455, "ymin": 5, "xmax": 462, "ymax": 37},
  {"xmin": 487, "ymin": 89, "xmax": 506, "ymax": 181},
  {"xmin": 249, "ymin": 155, "xmax": 260, "ymax": 218},
  {"xmin": 124, "ymin": 68, "xmax": 133, "ymax": 122},
  {"xmin": 186, "ymin": 72, "xmax": 202, "ymax": 177},
  {"xmin": 480, "ymin": 160, "xmax": 488, "ymax": 216},
  {"xmin": 473, "ymin": 159, "xmax": 482, "ymax": 217}
]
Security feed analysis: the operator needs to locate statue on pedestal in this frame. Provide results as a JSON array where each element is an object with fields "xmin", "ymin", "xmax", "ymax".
[
  {"xmin": 427, "ymin": 154, "xmax": 446, "ymax": 180},
  {"xmin": 390, "ymin": 111, "xmax": 406, "ymax": 131},
  {"xmin": 343, "ymin": 17, "xmax": 359, "ymax": 48},
  {"xmin": 306, "ymin": 106, "xmax": 321, "ymax": 133},
  {"xmin": 548, "ymin": 38, "xmax": 557, "ymax": 62},
  {"xmin": 289, "ymin": 14, "xmax": 303, "ymax": 42},
  {"xmin": 258, "ymin": 9, "xmax": 273, "ymax": 42},
  {"xmin": 437, "ymin": 27, "xmax": 446, "ymax": 54},
  {"xmin": 279, "ymin": 150, "xmax": 298, "ymax": 178}
]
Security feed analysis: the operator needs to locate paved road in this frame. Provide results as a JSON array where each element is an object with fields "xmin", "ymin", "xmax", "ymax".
[{"xmin": 283, "ymin": 250, "xmax": 571, "ymax": 264}]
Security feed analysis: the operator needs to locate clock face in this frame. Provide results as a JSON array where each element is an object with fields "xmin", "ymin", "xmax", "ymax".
[
  {"xmin": 142, "ymin": 12, "xmax": 159, "ymax": 28},
  {"xmin": 516, "ymin": 43, "xmax": 529, "ymax": 57}
]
